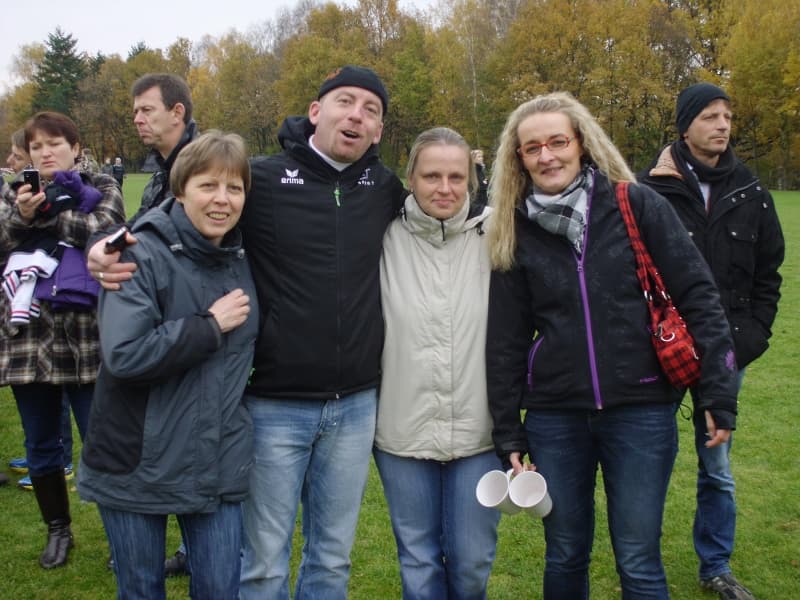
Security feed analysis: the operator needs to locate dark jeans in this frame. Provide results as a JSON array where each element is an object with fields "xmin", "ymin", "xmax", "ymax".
[
  {"xmin": 525, "ymin": 403, "xmax": 678, "ymax": 600},
  {"xmin": 13, "ymin": 383, "xmax": 92, "ymax": 476}
]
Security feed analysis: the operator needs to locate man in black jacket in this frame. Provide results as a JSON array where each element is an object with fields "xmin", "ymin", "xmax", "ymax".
[
  {"xmin": 237, "ymin": 65, "xmax": 405, "ymax": 600},
  {"xmin": 640, "ymin": 82, "xmax": 784, "ymax": 600}
]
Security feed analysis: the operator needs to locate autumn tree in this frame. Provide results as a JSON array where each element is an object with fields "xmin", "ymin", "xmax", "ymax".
[
  {"xmin": 722, "ymin": 0, "xmax": 800, "ymax": 187},
  {"xmin": 32, "ymin": 29, "xmax": 87, "ymax": 117},
  {"xmin": 76, "ymin": 56, "xmax": 141, "ymax": 168},
  {"xmin": 190, "ymin": 32, "xmax": 280, "ymax": 154}
]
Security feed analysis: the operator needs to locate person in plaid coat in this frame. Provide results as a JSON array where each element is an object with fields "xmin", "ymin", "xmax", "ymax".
[{"xmin": 0, "ymin": 112, "xmax": 125, "ymax": 569}]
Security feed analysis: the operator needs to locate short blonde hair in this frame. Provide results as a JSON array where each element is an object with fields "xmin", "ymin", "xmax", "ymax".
[
  {"xmin": 406, "ymin": 127, "xmax": 477, "ymax": 196},
  {"xmin": 488, "ymin": 92, "xmax": 635, "ymax": 270},
  {"xmin": 170, "ymin": 131, "xmax": 251, "ymax": 198}
]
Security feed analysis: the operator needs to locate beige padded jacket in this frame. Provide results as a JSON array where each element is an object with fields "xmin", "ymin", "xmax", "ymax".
[{"xmin": 376, "ymin": 194, "xmax": 494, "ymax": 461}]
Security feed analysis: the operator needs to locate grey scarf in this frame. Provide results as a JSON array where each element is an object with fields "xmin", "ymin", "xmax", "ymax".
[{"xmin": 525, "ymin": 166, "xmax": 593, "ymax": 254}]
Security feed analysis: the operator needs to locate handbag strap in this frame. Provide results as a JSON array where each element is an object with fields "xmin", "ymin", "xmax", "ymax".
[{"xmin": 614, "ymin": 182, "xmax": 669, "ymax": 304}]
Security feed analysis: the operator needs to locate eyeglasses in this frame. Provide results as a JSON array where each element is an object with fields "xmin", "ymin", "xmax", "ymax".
[{"xmin": 517, "ymin": 135, "xmax": 576, "ymax": 157}]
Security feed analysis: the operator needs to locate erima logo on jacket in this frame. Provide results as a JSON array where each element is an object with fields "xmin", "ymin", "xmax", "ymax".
[
  {"xmin": 279, "ymin": 168, "xmax": 375, "ymax": 187},
  {"xmin": 281, "ymin": 169, "xmax": 304, "ymax": 185}
]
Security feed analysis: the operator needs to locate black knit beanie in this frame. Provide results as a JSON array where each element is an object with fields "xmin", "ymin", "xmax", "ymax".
[
  {"xmin": 318, "ymin": 65, "xmax": 388, "ymax": 116},
  {"xmin": 675, "ymin": 83, "xmax": 730, "ymax": 135}
]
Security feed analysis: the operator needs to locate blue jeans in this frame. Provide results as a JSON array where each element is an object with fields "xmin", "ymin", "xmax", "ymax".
[
  {"xmin": 100, "ymin": 502, "xmax": 242, "ymax": 600},
  {"xmin": 690, "ymin": 369, "xmax": 745, "ymax": 580},
  {"xmin": 240, "ymin": 389, "xmax": 377, "ymax": 600},
  {"xmin": 13, "ymin": 383, "xmax": 92, "ymax": 476},
  {"xmin": 525, "ymin": 403, "xmax": 678, "ymax": 600},
  {"xmin": 374, "ymin": 449, "xmax": 501, "ymax": 600}
]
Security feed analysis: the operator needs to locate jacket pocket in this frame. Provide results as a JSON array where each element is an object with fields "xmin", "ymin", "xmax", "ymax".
[{"xmin": 726, "ymin": 223, "xmax": 757, "ymax": 277}]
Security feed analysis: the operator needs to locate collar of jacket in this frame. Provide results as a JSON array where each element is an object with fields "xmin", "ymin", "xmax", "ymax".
[
  {"xmin": 153, "ymin": 119, "xmax": 199, "ymax": 174},
  {"xmin": 646, "ymin": 144, "xmax": 683, "ymax": 180},
  {"xmin": 400, "ymin": 193, "xmax": 492, "ymax": 247}
]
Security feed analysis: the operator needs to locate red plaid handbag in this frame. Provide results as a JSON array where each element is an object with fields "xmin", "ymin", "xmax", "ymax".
[{"xmin": 615, "ymin": 182, "xmax": 701, "ymax": 388}]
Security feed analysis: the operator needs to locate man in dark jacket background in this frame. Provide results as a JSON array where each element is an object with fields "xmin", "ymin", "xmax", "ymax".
[
  {"xmin": 129, "ymin": 73, "xmax": 198, "ymax": 223},
  {"xmin": 640, "ymin": 82, "xmax": 784, "ymax": 600}
]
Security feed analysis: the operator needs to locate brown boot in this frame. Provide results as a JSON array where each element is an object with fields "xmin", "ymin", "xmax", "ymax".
[{"xmin": 31, "ymin": 470, "xmax": 74, "ymax": 569}]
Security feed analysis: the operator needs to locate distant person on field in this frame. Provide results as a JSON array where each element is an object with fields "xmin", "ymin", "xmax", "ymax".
[
  {"xmin": 111, "ymin": 158, "xmax": 125, "ymax": 188},
  {"xmin": 640, "ymin": 82, "xmax": 784, "ymax": 600},
  {"xmin": 101, "ymin": 157, "xmax": 113, "ymax": 176},
  {"xmin": 471, "ymin": 148, "xmax": 489, "ymax": 205}
]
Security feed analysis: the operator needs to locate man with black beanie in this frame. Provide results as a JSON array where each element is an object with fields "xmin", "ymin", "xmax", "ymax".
[
  {"xmin": 237, "ymin": 65, "xmax": 405, "ymax": 600},
  {"xmin": 640, "ymin": 82, "xmax": 784, "ymax": 600}
]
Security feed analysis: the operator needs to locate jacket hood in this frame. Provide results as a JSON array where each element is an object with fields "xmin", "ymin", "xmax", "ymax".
[
  {"xmin": 644, "ymin": 144, "xmax": 683, "ymax": 181},
  {"xmin": 401, "ymin": 193, "xmax": 492, "ymax": 247},
  {"xmin": 131, "ymin": 197, "xmax": 244, "ymax": 264}
]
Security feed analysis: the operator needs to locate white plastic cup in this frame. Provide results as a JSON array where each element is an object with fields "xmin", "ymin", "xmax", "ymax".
[
  {"xmin": 508, "ymin": 470, "xmax": 552, "ymax": 518},
  {"xmin": 475, "ymin": 469, "xmax": 520, "ymax": 515}
]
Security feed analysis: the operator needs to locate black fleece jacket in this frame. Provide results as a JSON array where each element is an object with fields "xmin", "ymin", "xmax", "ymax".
[
  {"xmin": 242, "ymin": 116, "xmax": 406, "ymax": 399},
  {"xmin": 487, "ymin": 173, "xmax": 739, "ymax": 462}
]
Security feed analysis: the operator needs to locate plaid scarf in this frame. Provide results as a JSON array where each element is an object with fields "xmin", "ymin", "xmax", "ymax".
[{"xmin": 525, "ymin": 166, "xmax": 593, "ymax": 254}]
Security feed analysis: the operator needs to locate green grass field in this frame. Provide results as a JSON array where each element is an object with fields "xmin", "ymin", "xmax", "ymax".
[{"xmin": 0, "ymin": 178, "xmax": 797, "ymax": 599}]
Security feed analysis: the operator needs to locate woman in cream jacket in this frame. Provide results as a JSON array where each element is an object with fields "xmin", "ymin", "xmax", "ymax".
[{"xmin": 375, "ymin": 127, "xmax": 499, "ymax": 600}]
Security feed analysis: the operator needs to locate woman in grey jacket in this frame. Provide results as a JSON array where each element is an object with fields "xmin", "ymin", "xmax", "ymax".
[
  {"xmin": 375, "ymin": 127, "xmax": 499, "ymax": 599},
  {"xmin": 78, "ymin": 132, "xmax": 258, "ymax": 600}
]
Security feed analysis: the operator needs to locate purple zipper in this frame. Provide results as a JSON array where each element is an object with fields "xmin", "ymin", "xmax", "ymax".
[
  {"xmin": 527, "ymin": 337, "xmax": 545, "ymax": 389},
  {"xmin": 576, "ymin": 176, "xmax": 603, "ymax": 409}
]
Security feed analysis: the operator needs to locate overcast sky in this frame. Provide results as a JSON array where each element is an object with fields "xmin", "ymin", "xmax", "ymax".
[{"xmin": 1, "ymin": 0, "xmax": 435, "ymax": 93}]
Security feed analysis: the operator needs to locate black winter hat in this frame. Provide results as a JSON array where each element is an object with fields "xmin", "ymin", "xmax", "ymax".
[
  {"xmin": 318, "ymin": 65, "xmax": 388, "ymax": 116},
  {"xmin": 676, "ymin": 82, "xmax": 730, "ymax": 135}
]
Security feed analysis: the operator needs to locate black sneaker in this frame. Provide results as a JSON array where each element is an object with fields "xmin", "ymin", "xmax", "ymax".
[
  {"xmin": 164, "ymin": 550, "xmax": 189, "ymax": 577},
  {"xmin": 700, "ymin": 573, "xmax": 755, "ymax": 600}
]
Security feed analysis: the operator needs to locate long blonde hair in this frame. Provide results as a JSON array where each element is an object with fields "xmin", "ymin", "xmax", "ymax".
[{"xmin": 488, "ymin": 92, "xmax": 635, "ymax": 270}]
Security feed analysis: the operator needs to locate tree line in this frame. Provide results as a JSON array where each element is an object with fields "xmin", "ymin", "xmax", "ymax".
[{"xmin": 1, "ymin": 0, "xmax": 798, "ymax": 188}]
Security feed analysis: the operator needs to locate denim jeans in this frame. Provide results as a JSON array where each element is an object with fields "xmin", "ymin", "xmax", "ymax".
[
  {"xmin": 374, "ymin": 449, "xmax": 501, "ymax": 600},
  {"xmin": 60, "ymin": 392, "xmax": 74, "ymax": 466},
  {"xmin": 524, "ymin": 403, "xmax": 678, "ymax": 600},
  {"xmin": 690, "ymin": 369, "xmax": 745, "ymax": 580},
  {"xmin": 100, "ymin": 502, "xmax": 242, "ymax": 600},
  {"xmin": 13, "ymin": 383, "xmax": 92, "ymax": 476},
  {"xmin": 240, "ymin": 389, "xmax": 377, "ymax": 600}
]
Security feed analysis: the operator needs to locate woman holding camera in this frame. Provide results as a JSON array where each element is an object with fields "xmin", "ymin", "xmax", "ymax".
[
  {"xmin": 0, "ymin": 111, "xmax": 125, "ymax": 568},
  {"xmin": 486, "ymin": 92, "xmax": 739, "ymax": 598}
]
